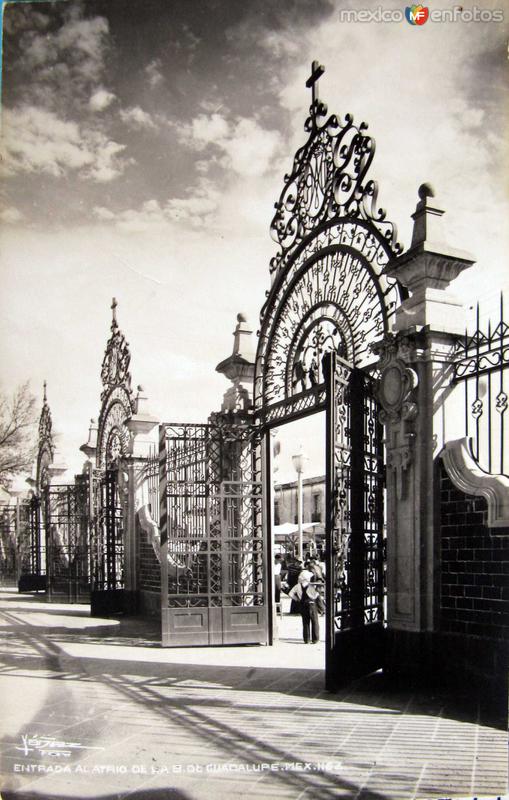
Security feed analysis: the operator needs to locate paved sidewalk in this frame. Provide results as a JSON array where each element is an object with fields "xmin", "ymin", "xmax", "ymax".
[{"xmin": 0, "ymin": 590, "xmax": 506, "ymax": 800}]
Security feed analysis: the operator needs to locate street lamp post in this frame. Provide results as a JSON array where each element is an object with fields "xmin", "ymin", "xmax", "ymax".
[{"xmin": 292, "ymin": 449, "xmax": 307, "ymax": 562}]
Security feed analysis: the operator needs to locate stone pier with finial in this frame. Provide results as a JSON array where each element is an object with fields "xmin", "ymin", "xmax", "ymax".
[
  {"xmin": 374, "ymin": 182, "xmax": 476, "ymax": 679},
  {"xmin": 215, "ymin": 312, "xmax": 256, "ymax": 418}
]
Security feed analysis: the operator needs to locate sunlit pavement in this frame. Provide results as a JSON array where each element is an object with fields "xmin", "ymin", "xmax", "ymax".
[{"xmin": 0, "ymin": 589, "xmax": 506, "ymax": 800}]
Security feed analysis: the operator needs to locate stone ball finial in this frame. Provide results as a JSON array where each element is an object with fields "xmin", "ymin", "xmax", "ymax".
[
  {"xmin": 90, "ymin": 418, "xmax": 96, "ymax": 424},
  {"xmin": 418, "ymin": 182, "xmax": 435, "ymax": 200},
  {"xmin": 237, "ymin": 312, "xmax": 247, "ymax": 323},
  {"xmin": 137, "ymin": 384, "xmax": 144, "ymax": 393}
]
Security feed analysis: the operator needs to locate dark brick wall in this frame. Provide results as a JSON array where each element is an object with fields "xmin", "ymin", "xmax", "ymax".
[
  {"xmin": 138, "ymin": 523, "xmax": 160, "ymax": 594},
  {"xmin": 439, "ymin": 462, "xmax": 509, "ymax": 642}
]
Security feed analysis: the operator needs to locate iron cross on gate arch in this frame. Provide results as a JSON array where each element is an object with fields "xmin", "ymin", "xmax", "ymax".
[{"xmin": 306, "ymin": 60, "xmax": 325, "ymax": 99}]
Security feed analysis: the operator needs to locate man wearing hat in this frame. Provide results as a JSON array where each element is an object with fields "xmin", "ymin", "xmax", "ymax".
[{"xmin": 288, "ymin": 574, "xmax": 323, "ymax": 644}]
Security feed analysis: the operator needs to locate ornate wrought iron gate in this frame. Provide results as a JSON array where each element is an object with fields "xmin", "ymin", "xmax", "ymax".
[
  {"xmin": 44, "ymin": 478, "xmax": 90, "ymax": 603},
  {"xmin": 160, "ymin": 422, "xmax": 266, "ymax": 646},
  {"xmin": 0, "ymin": 504, "xmax": 18, "ymax": 586},
  {"xmin": 250, "ymin": 61, "xmax": 405, "ymax": 685},
  {"xmin": 18, "ymin": 496, "xmax": 46, "ymax": 592},
  {"xmin": 324, "ymin": 353, "xmax": 385, "ymax": 687},
  {"xmin": 90, "ymin": 468, "xmax": 126, "ymax": 614}
]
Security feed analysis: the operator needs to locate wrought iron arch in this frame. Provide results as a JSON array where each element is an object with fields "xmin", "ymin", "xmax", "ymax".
[
  {"xmin": 90, "ymin": 299, "xmax": 138, "ymax": 615},
  {"xmin": 36, "ymin": 382, "xmax": 54, "ymax": 493},
  {"xmin": 268, "ymin": 70, "xmax": 403, "ymax": 279},
  {"xmin": 255, "ymin": 225, "xmax": 404, "ymax": 423},
  {"xmin": 254, "ymin": 65, "xmax": 406, "ymax": 421},
  {"xmin": 97, "ymin": 389, "xmax": 133, "ymax": 469},
  {"xmin": 96, "ymin": 299, "xmax": 136, "ymax": 470}
]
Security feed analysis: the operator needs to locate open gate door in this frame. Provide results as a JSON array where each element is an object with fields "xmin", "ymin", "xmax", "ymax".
[
  {"xmin": 90, "ymin": 468, "xmax": 126, "ymax": 615},
  {"xmin": 160, "ymin": 422, "xmax": 267, "ymax": 647},
  {"xmin": 324, "ymin": 352, "xmax": 386, "ymax": 688},
  {"xmin": 44, "ymin": 478, "xmax": 90, "ymax": 603},
  {"xmin": 18, "ymin": 497, "xmax": 46, "ymax": 592}
]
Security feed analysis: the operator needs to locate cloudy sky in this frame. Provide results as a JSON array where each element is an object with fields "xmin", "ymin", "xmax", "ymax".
[{"xmin": 0, "ymin": 0, "xmax": 508, "ymax": 479}]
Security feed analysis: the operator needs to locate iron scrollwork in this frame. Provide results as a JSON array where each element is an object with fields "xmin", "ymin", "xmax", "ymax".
[
  {"xmin": 256, "ymin": 64, "xmax": 405, "ymax": 424},
  {"xmin": 44, "ymin": 480, "xmax": 90, "ymax": 600},
  {"xmin": 256, "ymin": 234, "xmax": 402, "ymax": 416},
  {"xmin": 100, "ymin": 299, "xmax": 134, "ymax": 404},
  {"xmin": 97, "ymin": 300, "xmax": 136, "ymax": 469},
  {"xmin": 38, "ymin": 385, "xmax": 53, "ymax": 448},
  {"xmin": 452, "ymin": 295, "xmax": 508, "ymax": 475},
  {"xmin": 161, "ymin": 421, "xmax": 264, "ymax": 609},
  {"xmin": 36, "ymin": 383, "xmax": 55, "ymax": 494},
  {"xmin": 270, "ymin": 98, "xmax": 403, "ymax": 278}
]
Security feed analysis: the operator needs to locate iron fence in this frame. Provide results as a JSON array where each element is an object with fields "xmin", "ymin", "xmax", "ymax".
[
  {"xmin": 146, "ymin": 445, "xmax": 159, "ymax": 525},
  {"xmin": 0, "ymin": 503, "xmax": 18, "ymax": 585},
  {"xmin": 453, "ymin": 295, "xmax": 508, "ymax": 476}
]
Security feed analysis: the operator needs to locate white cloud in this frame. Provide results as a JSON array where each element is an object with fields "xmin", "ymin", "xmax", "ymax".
[
  {"xmin": 2, "ymin": 106, "xmax": 128, "ymax": 183},
  {"xmin": 120, "ymin": 106, "xmax": 157, "ymax": 130},
  {"xmin": 181, "ymin": 23, "xmax": 200, "ymax": 53},
  {"xmin": 221, "ymin": 118, "xmax": 282, "ymax": 178},
  {"xmin": 89, "ymin": 87, "xmax": 116, "ymax": 112},
  {"xmin": 145, "ymin": 58, "xmax": 164, "ymax": 88},
  {"xmin": 55, "ymin": 14, "xmax": 109, "ymax": 70},
  {"xmin": 92, "ymin": 179, "xmax": 221, "ymax": 233},
  {"xmin": 260, "ymin": 28, "xmax": 301, "ymax": 60},
  {"xmin": 86, "ymin": 140, "xmax": 128, "ymax": 182},
  {"xmin": 0, "ymin": 207, "xmax": 24, "ymax": 224},
  {"xmin": 92, "ymin": 206, "xmax": 115, "ymax": 221},
  {"xmin": 16, "ymin": 8, "xmax": 110, "ymax": 107},
  {"xmin": 190, "ymin": 113, "xmax": 230, "ymax": 145},
  {"xmin": 177, "ymin": 112, "xmax": 282, "ymax": 178},
  {"xmin": 166, "ymin": 181, "xmax": 220, "ymax": 224},
  {"xmin": 115, "ymin": 200, "xmax": 167, "ymax": 233}
]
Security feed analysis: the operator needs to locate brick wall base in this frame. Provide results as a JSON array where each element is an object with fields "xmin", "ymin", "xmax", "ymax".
[
  {"xmin": 138, "ymin": 589, "xmax": 160, "ymax": 618},
  {"xmin": 385, "ymin": 627, "xmax": 508, "ymax": 707}
]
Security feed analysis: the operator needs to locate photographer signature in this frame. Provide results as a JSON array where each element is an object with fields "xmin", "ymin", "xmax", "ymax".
[{"xmin": 16, "ymin": 734, "xmax": 104, "ymax": 758}]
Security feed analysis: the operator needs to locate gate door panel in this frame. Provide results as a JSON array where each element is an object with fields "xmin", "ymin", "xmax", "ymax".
[
  {"xmin": 90, "ymin": 468, "xmax": 126, "ymax": 615},
  {"xmin": 325, "ymin": 352, "xmax": 385, "ymax": 688},
  {"xmin": 44, "ymin": 479, "xmax": 90, "ymax": 603},
  {"xmin": 18, "ymin": 497, "xmax": 46, "ymax": 592},
  {"xmin": 0, "ymin": 504, "xmax": 18, "ymax": 587},
  {"xmin": 160, "ymin": 423, "xmax": 266, "ymax": 647}
]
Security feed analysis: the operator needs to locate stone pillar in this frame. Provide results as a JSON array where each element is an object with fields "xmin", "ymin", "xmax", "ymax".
[
  {"xmin": 215, "ymin": 312, "xmax": 256, "ymax": 418},
  {"xmin": 375, "ymin": 183, "xmax": 475, "ymax": 674},
  {"xmin": 125, "ymin": 385, "xmax": 158, "ymax": 602},
  {"xmin": 79, "ymin": 418, "xmax": 98, "ymax": 520},
  {"xmin": 80, "ymin": 418, "xmax": 98, "ymax": 471},
  {"xmin": 46, "ymin": 448, "xmax": 68, "ymax": 486},
  {"xmin": 214, "ymin": 313, "xmax": 269, "ymax": 635}
]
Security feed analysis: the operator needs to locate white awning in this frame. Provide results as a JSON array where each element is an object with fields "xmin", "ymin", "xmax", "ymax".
[{"xmin": 273, "ymin": 522, "xmax": 321, "ymax": 535}]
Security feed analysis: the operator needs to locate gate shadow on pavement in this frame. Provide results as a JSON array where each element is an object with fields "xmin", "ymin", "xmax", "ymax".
[
  {"xmin": 1, "ymin": 598, "xmax": 506, "ymax": 800},
  {"xmin": 0, "ymin": 614, "xmax": 401, "ymax": 800},
  {"xmin": 0, "ymin": 606, "xmax": 504, "ymax": 726}
]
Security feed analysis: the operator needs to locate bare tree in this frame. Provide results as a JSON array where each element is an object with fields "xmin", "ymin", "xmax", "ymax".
[{"xmin": 0, "ymin": 382, "xmax": 37, "ymax": 489}]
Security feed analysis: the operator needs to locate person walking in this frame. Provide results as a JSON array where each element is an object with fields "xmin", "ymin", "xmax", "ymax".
[
  {"xmin": 288, "ymin": 574, "xmax": 324, "ymax": 643},
  {"xmin": 306, "ymin": 557, "xmax": 325, "ymax": 586},
  {"xmin": 286, "ymin": 556, "xmax": 303, "ymax": 614},
  {"xmin": 274, "ymin": 554, "xmax": 284, "ymax": 604}
]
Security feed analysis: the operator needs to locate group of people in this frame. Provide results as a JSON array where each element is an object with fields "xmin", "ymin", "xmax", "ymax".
[{"xmin": 274, "ymin": 554, "xmax": 325, "ymax": 644}]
